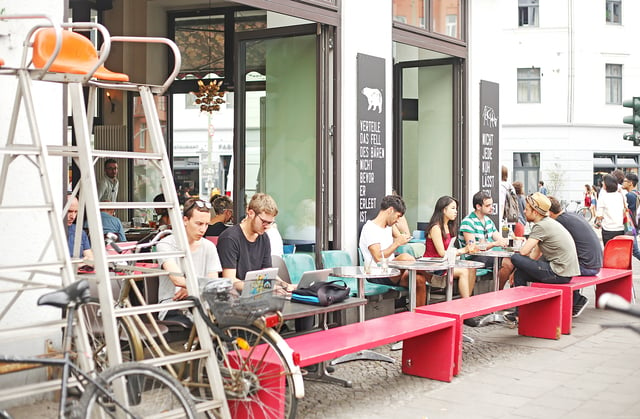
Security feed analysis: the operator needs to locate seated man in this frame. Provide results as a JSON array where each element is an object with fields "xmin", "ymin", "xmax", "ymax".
[
  {"xmin": 66, "ymin": 195, "xmax": 94, "ymax": 263},
  {"xmin": 153, "ymin": 193, "xmax": 172, "ymax": 229},
  {"xmin": 458, "ymin": 191, "xmax": 512, "ymax": 289},
  {"xmin": 99, "ymin": 202, "xmax": 126, "ymax": 241},
  {"xmin": 507, "ymin": 193, "xmax": 580, "ymax": 322},
  {"xmin": 206, "ymin": 194, "xmax": 233, "ymax": 237},
  {"xmin": 217, "ymin": 193, "xmax": 293, "ymax": 292},
  {"xmin": 359, "ymin": 195, "xmax": 429, "ymax": 307},
  {"xmin": 548, "ymin": 196, "xmax": 602, "ymax": 317},
  {"xmin": 156, "ymin": 198, "xmax": 222, "ymax": 325}
]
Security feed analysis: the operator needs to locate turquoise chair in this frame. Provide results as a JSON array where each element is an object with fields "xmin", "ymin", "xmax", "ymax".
[
  {"xmin": 282, "ymin": 253, "xmax": 316, "ymax": 285},
  {"xmin": 322, "ymin": 250, "xmax": 399, "ymax": 298}
]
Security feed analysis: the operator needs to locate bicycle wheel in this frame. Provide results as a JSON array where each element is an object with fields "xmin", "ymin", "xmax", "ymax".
[
  {"xmin": 82, "ymin": 304, "xmax": 143, "ymax": 371},
  {"xmin": 578, "ymin": 207, "xmax": 592, "ymax": 222},
  {"xmin": 78, "ymin": 362, "xmax": 197, "ymax": 418},
  {"xmin": 196, "ymin": 324, "xmax": 297, "ymax": 419}
]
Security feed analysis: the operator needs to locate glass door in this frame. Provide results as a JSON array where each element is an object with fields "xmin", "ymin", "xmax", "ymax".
[{"xmin": 235, "ymin": 25, "xmax": 321, "ymax": 249}]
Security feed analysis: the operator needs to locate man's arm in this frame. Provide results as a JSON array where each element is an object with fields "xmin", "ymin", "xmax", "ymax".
[
  {"xmin": 221, "ymin": 268, "xmax": 244, "ymax": 291},
  {"xmin": 518, "ymin": 237, "xmax": 539, "ymax": 257}
]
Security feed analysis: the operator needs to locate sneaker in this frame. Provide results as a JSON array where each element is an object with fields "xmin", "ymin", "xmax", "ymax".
[
  {"xmin": 572, "ymin": 295, "xmax": 589, "ymax": 318},
  {"xmin": 503, "ymin": 312, "xmax": 518, "ymax": 324}
]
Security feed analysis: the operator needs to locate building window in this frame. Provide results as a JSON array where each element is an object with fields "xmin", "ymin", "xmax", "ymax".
[
  {"xmin": 393, "ymin": 0, "xmax": 425, "ymax": 29},
  {"xmin": 517, "ymin": 68, "xmax": 541, "ymax": 103},
  {"xmin": 518, "ymin": 0, "xmax": 539, "ymax": 27},
  {"xmin": 606, "ymin": 0, "xmax": 621, "ymax": 24},
  {"xmin": 513, "ymin": 152, "xmax": 540, "ymax": 195},
  {"xmin": 606, "ymin": 64, "xmax": 622, "ymax": 105},
  {"xmin": 445, "ymin": 14, "xmax": 457, "ymax": 38}
]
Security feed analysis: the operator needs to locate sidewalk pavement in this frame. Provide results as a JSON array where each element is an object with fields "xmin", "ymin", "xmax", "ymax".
[
  {"xmin": 297, "ymin": 259, "xmax": 640, "ymax": 419},
  {"xmin": 5, "ymin": 259, "xmax": 640, "ymax": 419}
]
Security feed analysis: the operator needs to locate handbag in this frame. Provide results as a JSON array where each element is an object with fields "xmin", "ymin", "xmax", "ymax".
[{"xmin": 291, "ymin": 280, "xmax": 350, "ymax": 306}]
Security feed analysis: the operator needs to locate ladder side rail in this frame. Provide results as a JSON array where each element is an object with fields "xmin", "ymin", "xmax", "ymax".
[{"xmin": 139, "ymin": 86, "xmax": 231, "ymax": 419}]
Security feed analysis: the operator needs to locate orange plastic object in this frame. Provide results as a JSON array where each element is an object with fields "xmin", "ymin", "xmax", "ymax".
[
  {"xmin": 603, "ymin": 235, "xmax": 633, "ymax": 269},
  {"xmin": 0, "ymin": 58, "xmax": 5, "ymax": 67},
  {"xmin": 32, "ymin": 28, "xmax": 129, "ymax": 82}
]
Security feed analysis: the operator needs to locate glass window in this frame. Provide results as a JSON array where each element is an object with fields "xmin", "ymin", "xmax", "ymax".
[
  {"xmin": 513, "ymin": 152, "xmax": 540, "ymax": 195},
  {"xmin": 606, "ymin": 64, "xmax": 622, "ymax": 105},
  {"xmin": 393, "ymin": 0, "xmax": 426, "ymax": 29},
  {"xmin": 517, "ymin": 68, "xmax": 541, "ymax": 103},
  {"xmin": 518, "ymin": 0, "xmax": 539, "ymax": 27},
  {"xmin": 606, "ymin": 0, "xmax": 621, "ymax": 24},
  {"xmin": 432, "ymin": 0, "xmax": 461, "ymax": 39}
]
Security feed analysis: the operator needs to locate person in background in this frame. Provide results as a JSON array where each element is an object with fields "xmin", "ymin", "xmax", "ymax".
[
  {"xmin": 512, "ymin": 181, "xmax": 527, "ymax": 237},
  {"xmin": 548, "ymin": 196, "xmax": 602, "ymax": 317},
  {"xmin": 538, "ymin": 180, "xmax": 547, "ymax": 195},
  {"xmin": 97, "ymin": 158, "xmax": 119, "ymax": 202},
  {"xmin": 359, "ymin": 195, "xmax": 430, "ymax": 307},
  {"xmin": 595, "ymin": 174, "xmax": 624, "ymax": 247},
  {"xmin": 423, "ymin": 196, "xmax": 475, "ymax": 298},
  {"xmin": 499, "ymin": 165, "xmax": 516, "ymax": 226},
  {"xmin": 589, "ymin": 184, "xmax": 598, "ymax": 221},
  {"xmin": 66, "ymin": 195, "xmax": 94, "ymax": 263},
  {"xmin": 506, "ymin": 193, "xmax": 580, "ymax": 323},
  {"xmin": 622, "ymin": 173, "xmax": 640, "ymax": 261},
  {"xmin": 153, "ymin": 193, "xmax": 172, "ymax": 229},
  {"xmin": 156, "ymin": 198, "xmax": 221, "ymax": 325},
  {"xmin": 206, "ymin": 195, "xmax": 233, "ymax": 237},
  {"xmin": 266, "ymin": 222, "xmax": 284, "ymax": 257},
  {"xmin": 459, "ymin": 191, "xmax": 512, "ymax": 289},
  {"xmin": 99, "ymin": 202, "xmax": 126, "ymax": 241}
]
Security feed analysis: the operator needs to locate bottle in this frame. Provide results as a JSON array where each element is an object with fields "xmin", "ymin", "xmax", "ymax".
[{"xmin": 501, "ymin": 224, "xmax": 509, "ymax": 239}]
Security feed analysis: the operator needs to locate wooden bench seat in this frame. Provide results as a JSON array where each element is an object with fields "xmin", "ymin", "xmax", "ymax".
[
  {"xmin": 531, "ymin": 268, "xmax": 633, "ymax": 334},
  {"xmin": 285, "ymin": 311, "xmax": 457, "ymax": 382},
  {"xmin": 417, "ymin": 287, "xmax": 562, "ymax": 375}
]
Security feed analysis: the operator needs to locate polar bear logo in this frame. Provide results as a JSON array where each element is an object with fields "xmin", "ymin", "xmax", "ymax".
[{"xmin": 361, "ymin": 87, "xmax": 383, "ymax": 113}]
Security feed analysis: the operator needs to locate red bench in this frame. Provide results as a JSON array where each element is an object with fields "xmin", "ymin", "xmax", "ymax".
[
  {"xmin": 529, "ymin": 234, "xmax": 634, "ymax": 334},
  {"xmin": 285, "ymin": 311, "xmax": 457, "ymax": 382},
  {"xmin": 417, "ymin": 287, "xmax": 562, "ymax": 376}
]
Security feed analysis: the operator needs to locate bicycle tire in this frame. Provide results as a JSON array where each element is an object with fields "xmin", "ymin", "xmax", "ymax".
[
  {"xmin": 196, "ymin": 324, "xmax": 297, "ymax": 419},
  {"xmin": 578, "ymin": 207, "xmax": 592, "ymax": 222},
  {"xmin": 78, "ymin": 362, "xmax": 197, "ymax": 418},
  {"xmin": 81, "ymin": 303, "xmax": 144, "ymax": 371}
]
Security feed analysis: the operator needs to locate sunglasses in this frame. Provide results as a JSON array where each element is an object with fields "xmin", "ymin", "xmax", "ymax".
[{"xmin": 184, "ymin": 199, "xmax": 212, "ymax": 214}]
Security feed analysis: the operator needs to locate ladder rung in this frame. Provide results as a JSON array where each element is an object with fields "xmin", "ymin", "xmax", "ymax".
[
  {"xmin": 0, "ymin": 204, "xmax": 53, "ymax": 212},
  {"xmin": 0, "ymin": 319, "xmax": 67, "ymax": 341},
  {"xmin": 0, "ymin": 261, "xmax": 65, "ymax": 274},
  {"xmin": 107, "ymin": 250, "xmax": 185, "ymax": 264},
  {"xmin": 0, "ymin": 376, "xmax": 80, "ymax": 402},
  {"xmin": 99, "ymin": 201, "xmax": 175, "ymax": 210},
  {"xmin": 194, "ymin": 400, "xmax": 226, "ymax": 413},
  {"xmin": 113, "ymin": 300, "xmax": 194, "ymax": 318},
  {"xmin": 0, "ymin": 145, "xmax": 42, "ymax": 155},
  {"xmin": 47, "ymin": 145, "xmax": 164, "ymax": 161},
  {"xmin": 137, "ymin": 349, "xmax": 211, "ymax": 367}
]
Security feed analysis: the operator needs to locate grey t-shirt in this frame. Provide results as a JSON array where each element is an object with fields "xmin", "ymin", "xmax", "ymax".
[
  {"xmin": 529, "ymin": 216, "xmax": 581, "ymax": 277},
  {"xmin": 156, "ymin": 235, "xmax": 222, "ymax": 315}
]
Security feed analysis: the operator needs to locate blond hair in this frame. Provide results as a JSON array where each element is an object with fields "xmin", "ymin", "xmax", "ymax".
[{"xmin": 247, "ymin": 193, "xmax": 278, "ymax": 216}]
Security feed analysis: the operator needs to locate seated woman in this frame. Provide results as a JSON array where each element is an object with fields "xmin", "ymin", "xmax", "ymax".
[{"xmin": 423, "ymin": 196, "xmax": 476, "ymax": 298}]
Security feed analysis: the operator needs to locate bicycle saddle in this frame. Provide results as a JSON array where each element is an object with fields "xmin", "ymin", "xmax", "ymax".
[{"xmin": 38, "ymin": 279, "xmax": 92, "ymax": 309}]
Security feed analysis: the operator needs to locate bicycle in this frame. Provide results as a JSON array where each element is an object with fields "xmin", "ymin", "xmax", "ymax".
[
  {"xmin": 0, "ymin": 279, "xmax": 196, "ymax": 418},
  {"xmin": 91, "ymin": 231, "xmax": 305, "ymax": 418},
  {"xmin": 563, "ymin": 200, "xmax": 592, "ymax": 222}
]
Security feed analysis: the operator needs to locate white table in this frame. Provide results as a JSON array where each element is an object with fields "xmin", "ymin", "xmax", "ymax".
[{"xmin": 469, "ymin": 248, "xmax": 515, "ymax": 326}]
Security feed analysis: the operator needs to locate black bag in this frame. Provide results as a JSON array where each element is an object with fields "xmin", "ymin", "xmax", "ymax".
[{"xmin": 291, "ymin": 280, "xmax": 350, "ymax": 306}]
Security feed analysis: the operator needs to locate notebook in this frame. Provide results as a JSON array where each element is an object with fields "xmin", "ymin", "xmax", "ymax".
[
  {"xmin": 241, "ymin": 267, "xmax": 280, "ymax": 297},
  {"xmin": 296, "ymin": 268, "xmax": 332, "ymax": 289}
]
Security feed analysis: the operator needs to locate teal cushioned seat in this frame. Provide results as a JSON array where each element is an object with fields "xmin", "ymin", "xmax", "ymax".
[
  {"xmin": 322, "ymin": 250, "xmax": 390, "ymax": 297},
  {"xmin": 282, "ymin": 253, "xmax": 316, "ymax": 285}
]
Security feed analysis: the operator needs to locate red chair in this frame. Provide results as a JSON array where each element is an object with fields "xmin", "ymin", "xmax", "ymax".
[
  {"xmin": 205, "ymin": 236, "xmax": 219, "ymax": 246},
  {"xmin": 603, "ymin": 235, "xmax": 632, "ymax": 269}
]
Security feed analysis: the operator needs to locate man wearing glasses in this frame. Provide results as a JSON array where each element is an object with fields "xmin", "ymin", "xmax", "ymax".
[
  {"xmin": 218, "ymin": 193, "xmax": 288, "ymax": 292},
  {"xmin": 98, "ymin": 159, "xmax": 119, "ymax": 202},
  {"xmin": 157, "ymin": 198, "xmax": 222, "ymax": 323}
]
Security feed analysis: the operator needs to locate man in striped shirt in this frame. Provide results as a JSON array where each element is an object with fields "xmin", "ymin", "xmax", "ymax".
[{"xmin": 458, "ymin": 191, "xmax": 513, "ymax": 290}]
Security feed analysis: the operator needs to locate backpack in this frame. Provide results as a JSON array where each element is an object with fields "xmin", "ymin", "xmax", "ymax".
[{"xmin": 503, "ymin": 186, "xmax": 520, "ymax": 224}]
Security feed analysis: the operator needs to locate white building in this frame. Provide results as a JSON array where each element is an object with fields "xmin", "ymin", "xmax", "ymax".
[{"xmin": 469, "ymin": 0, "xmax": 640, "ymax": 201}]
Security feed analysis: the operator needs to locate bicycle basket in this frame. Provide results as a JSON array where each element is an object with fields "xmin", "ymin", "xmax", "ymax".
[{"xmin": 203, "ymin": 281, "xmax": 285, "ymax": 327}]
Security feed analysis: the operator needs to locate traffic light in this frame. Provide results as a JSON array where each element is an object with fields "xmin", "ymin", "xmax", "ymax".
[{"xmin": 623, "ymin": 97, "xmax": 640, "ymax": 146}]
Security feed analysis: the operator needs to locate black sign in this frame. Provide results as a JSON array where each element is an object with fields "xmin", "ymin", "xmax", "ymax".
[
  {"xmin": 479, "ymin": 80, "xmax": 499, "ymax": 227},
  {"xmin": 357, "ymin": 53, "xmax": 386, "ymax": 232}
]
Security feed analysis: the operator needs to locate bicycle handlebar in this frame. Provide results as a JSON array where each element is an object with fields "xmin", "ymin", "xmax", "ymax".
[{"xmin": 106, "ymin": 229, "xmax": 173, "ymax": 255}]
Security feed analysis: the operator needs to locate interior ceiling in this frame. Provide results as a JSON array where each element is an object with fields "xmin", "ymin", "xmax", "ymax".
[{"xmin": 146, "ymin": 0, "xmax": 243, "ymax": 9}]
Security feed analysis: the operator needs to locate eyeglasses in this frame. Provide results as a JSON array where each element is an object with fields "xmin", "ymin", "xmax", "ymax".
[
  {"xmin": 184, "ymin": 199, "xmax": 212, "ymax": 214},
  {"xmin": 256, "ymin": 214, "xmax": 275, "ymax": 226}
]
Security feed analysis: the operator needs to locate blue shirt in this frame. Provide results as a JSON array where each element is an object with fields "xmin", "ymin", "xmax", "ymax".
[
  {"xmin": 68, "ymin": 224, "xmax": 91, "ymax": 257},
  {"xmin": 100, "ymin": 211, "xmax": 126, "ymax": 241}
]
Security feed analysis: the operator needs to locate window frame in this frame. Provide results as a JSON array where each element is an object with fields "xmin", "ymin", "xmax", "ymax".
[
  {"xmin": 605, "ymin": 63, "xmax": 622, "ymax": 105},
  {"xmin": 518, "ymin": 0, "xmax": 539, "ymax": 28},
  {"xmin": 517, "ymin": 67, "xmax": 541, "ymax": 104},
  {"xmin": 606, "ymin": 0, "xmax": 622, "ymax": 24}
]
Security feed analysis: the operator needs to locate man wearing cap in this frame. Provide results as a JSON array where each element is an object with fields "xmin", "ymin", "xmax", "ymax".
[{"xmin": 507, "ymin": 192, "xmax": 580, "ymax": 322}]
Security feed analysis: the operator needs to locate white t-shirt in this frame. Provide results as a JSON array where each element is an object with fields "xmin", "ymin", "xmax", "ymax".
[
  {"xmin": 359, "ymin": 220, "xmax": 394, "ymax": 265},
  {"xmin": 597, "ymin": 189, "xmax": 625, "ymax": 231}
]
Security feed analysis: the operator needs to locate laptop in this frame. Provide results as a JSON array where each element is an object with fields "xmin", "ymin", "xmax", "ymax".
[
  {"xmin": 241, "ymin": 267, "xmax": 280, "ymax": 297},
  {"xmin": 296, "ymin": 268, "xmax": 332, "ymax": 289}
]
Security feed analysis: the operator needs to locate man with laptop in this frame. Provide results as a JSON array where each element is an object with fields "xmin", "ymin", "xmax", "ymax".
[
  {"xmin": 218, "ymin": 193, "xmax": 294, "ymax": 292},
  {"xmin": 157, "ymin": 198, "xmax": 222, "ymax": 324}
]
